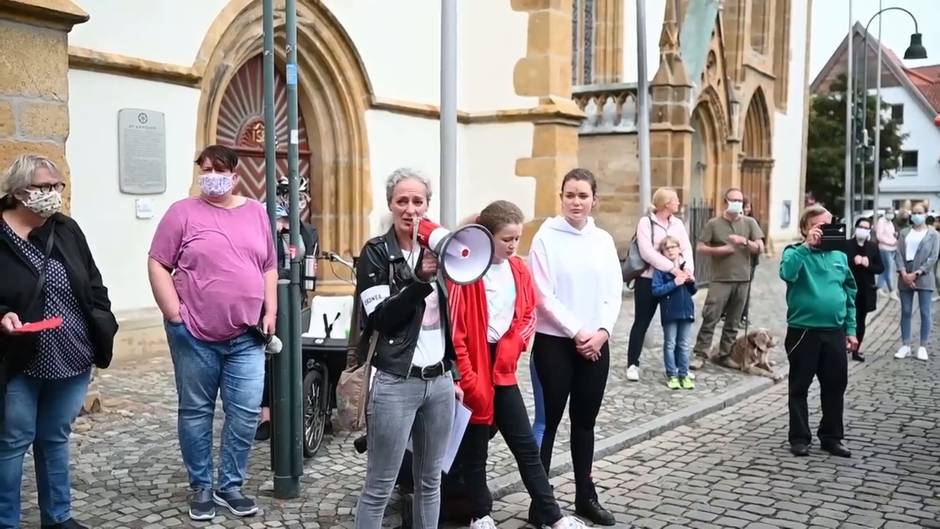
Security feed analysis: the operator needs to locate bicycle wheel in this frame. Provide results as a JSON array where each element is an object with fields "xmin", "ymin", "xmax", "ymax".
[{"xmin": 303, "ymin": 368, "xmax": 326, "ymax": 458}]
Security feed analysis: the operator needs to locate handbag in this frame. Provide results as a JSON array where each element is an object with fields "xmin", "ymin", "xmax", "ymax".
[
  {"xmin": 622, "ymin": 216, "xmax": 655, "ymax": 284},
  {"xmin": 334, "ymin": 259, "xmax": 393, "ymax": 432},
  {"xmin": 334, "ymin": 329, "xmax": 377, "ymax": 432}
]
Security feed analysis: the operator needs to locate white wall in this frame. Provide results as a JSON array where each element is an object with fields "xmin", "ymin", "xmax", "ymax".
[
  {"xmin": 458, "ymin": 122, "xmax": 535, "ymax": 220},
  {"xmin": 68, "ymin": 0, "xmax": 227, "ymax": 65},
  {"xmin": 364, "ymin": 110, "xmax": 442, "ymax": 237},
  {"xmin": 364, "ymin": 112, "xmax": 535, "ymax": 237},
  {"xmin": 67, "ymin": 70, "xmax": 202, "ymax": 312},
  {"xmin": 875, "ymin": 86, "xmax": 940, "ymax": 202},
  {"xmin": 769, "ymin": 0, "xmax": 810, "ymax": 242},
  {"xmin": 458, "ymin": 2, "xmax": 535, "ymax": 111},
  {"xmin": 325, "ymin": 0, "xmax": 441, "ymax": 105}
]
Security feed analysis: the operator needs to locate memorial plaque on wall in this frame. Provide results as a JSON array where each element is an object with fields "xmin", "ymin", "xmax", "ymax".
[{"xmin": 118, "ymin": 109, "xmax": 166, "ymax": 194}]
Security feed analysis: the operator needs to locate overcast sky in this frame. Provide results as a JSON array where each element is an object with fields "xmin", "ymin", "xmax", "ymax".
[{"xmin": 810, "ymin": 0, "xmax": 938, "ymax": 78}]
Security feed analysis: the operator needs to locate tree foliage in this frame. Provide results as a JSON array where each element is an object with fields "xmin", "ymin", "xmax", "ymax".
[{"xmin": 806, "ymin": 74, "xmax": 906, "ymax": 215}]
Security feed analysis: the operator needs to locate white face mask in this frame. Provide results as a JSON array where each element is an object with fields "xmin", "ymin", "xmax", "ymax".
[
  {"xmin": 21, "ymin": 188, "xmax": 63, "ymax": 218},
  {"xmin": 855, "ymin": 227, "xmax": 871, "ymax": 241},
  {"xmin": 726, "ymin": 200, "xmax": 743, "ymax": 215}
]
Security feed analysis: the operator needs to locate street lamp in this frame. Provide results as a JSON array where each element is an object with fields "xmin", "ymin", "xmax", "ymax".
[{"xmin": 854, "ymin": 6, "xmax": 926, "ymax": 220}]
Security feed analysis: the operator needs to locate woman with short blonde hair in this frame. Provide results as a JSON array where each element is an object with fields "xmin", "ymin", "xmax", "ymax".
[{"xmin": 625, "ymin": 186, "xmax": 694, "ymax": 382}]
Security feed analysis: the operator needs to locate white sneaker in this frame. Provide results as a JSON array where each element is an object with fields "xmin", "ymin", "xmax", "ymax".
[
  {"xmin": 626, "ymin": 365, "xmax": 640, "ymax": 381},
  {"xmin": 469, "ymin": 516, "xmax": 498, "ymax": 529},
  {"xmin": 890, "ymin": 291, "xmax": 900, "ymax": 301},
  {"xmin": 895, "ymin": 346, "xmax": 911, "ymax": 359},
  {"xmin": 916, "ymin": 347, "xmax": 929, "ymax": 361},
  {"xmin": 547, "ymin": 516, "xmax": 587, "ymax": 529}
]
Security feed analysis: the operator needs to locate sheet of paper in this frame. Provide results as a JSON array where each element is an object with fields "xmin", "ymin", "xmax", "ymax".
[{"xmin": 406, "ymin": 400, "xmax": 472, "ymax": 474}]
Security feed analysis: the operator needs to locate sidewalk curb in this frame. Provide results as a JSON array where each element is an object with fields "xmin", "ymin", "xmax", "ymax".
[
  {"xmin": 488, "ymin": 301, "xmax": 894, "ymax": 500},
  {"xmin": 488, "ymin": 372, "xmax": 785, "ymax": 499}
]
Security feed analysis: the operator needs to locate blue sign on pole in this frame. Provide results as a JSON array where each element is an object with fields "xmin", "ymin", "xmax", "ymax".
[{"xmin": 286, "ymin": 63, "xmax": 298, "ymax": 86}]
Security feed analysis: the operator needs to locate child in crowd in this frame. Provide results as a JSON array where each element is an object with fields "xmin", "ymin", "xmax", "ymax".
[{"xmin": 651, "ymin": 236, "xmax": 697, "ymax": 390}]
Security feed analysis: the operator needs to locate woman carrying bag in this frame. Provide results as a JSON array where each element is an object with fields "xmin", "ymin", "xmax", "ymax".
[
  {"xmin": 0, "ymin": 155, "xmax": 118, "ymax": 529},
  {"xmin": 353, "ymin": 168, "xmax": 463, "ymax": 529}
]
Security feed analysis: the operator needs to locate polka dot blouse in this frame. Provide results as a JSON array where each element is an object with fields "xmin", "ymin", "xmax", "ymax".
[{"xmin": 1, "ymin": 221, "xmax": 93, "ymax": 379}]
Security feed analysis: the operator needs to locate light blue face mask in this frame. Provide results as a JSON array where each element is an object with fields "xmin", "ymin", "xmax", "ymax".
[
  {"xmin": 726, "ymin": 200, "xmax": 743, "ymax": 215},
  {"xmin": 912, "ymin": 214, "xmax": 927, "ymax": 226}
]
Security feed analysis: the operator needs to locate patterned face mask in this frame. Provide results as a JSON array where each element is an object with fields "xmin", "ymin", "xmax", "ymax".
[
  {"xmin": 199, "ymin": 172, "xmax": 235, "ymax": 197},
  {"xmin": 21, "ymin": 188, "xmax": 63, "ymax": 218}
]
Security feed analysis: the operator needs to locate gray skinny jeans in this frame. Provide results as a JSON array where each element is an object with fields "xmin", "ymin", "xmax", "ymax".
[{"xmin": 355, "ymin": 369, "xmax": 455, "ymax": 529}]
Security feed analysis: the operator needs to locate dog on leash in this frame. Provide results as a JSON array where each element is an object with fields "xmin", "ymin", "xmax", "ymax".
[{"xmin": 708, "ymin": 328, "xmax": 783, "ymax": 381}]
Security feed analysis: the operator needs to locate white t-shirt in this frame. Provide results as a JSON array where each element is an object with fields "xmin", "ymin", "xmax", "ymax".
[
  {"xmin": 404, "ymin": 250, "xmax": 445, "ymax": 367},
  {"xmin": 905, "ymin": 228, "xmax": 927, "ymax": 262},
  {"xmin": 483, "ymin": 260, "xmax": 516, "ymax": 343}
]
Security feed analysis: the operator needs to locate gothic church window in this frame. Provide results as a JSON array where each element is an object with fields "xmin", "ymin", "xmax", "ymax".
[{"xmin": 572, "ymin": 0, "xmax": 596, "ymax": 85}]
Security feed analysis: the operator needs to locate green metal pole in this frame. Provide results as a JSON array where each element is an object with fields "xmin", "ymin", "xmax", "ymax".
[
  {"xmin": 263, "ymin": 0, "xmax": 297, "ymax": 499},
  {"xmin": 284, "ymin": 0, "xmax": 304, "ymax": 483}
]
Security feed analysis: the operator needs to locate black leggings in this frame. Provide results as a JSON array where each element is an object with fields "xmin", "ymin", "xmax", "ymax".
[
  {"xmin": 532, "ymin": 333, "xmax": 610, "ymax": 502},
  {"xmin": 627, "ymin": 277, "xmax": 657, "ymax": 367}
]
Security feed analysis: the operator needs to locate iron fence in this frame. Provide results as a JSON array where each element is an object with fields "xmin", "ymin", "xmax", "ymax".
[{"xmin": 685, "ymin": 198, "xmax": 715, "ymax": 287}]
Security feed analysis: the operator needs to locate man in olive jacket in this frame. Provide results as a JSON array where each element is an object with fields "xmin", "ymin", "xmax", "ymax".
[{"xmin": 779, "ymin": 205, "xmax": 857, "ymax": 458}]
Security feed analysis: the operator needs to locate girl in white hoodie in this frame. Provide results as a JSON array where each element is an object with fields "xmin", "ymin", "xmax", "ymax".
[{"xmin": 528, "ymin": 168, "xmax": 623, "ymax": 527}]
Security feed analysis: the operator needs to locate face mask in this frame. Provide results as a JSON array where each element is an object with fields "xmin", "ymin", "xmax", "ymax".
[
  {"xmin": 199, "ymin": 172, "xmax": 235, "ymax": 197},
  {"xmin": 21, "ymin": 188, "xmax": 63, "ymax": 218},
  {"xmin": 912, "ymin": 214, "xmax": 926, "ymax": 226},
  {"xmin": 726, "ymin": 200, "xmax": 743, "ymax": 215},
  {"xmin": 855, "ymin": 228, "xmax": 871, "ymax": 241}
]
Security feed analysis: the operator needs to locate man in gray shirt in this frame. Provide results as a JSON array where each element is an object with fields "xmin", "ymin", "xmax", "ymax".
[{"xmin": 691, "ymin": 188, "xmax": 764, "ymax": 369}]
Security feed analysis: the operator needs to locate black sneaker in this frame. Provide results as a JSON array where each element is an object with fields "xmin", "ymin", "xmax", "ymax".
[
  {"xmin": 575, "ymin": 498, "xmax": 615, "ymax": 526},
  {"xmin": 188, "ymin": 488, "xmax": 216, "ymax": 521},
  {"xmin": 41, "ymin": 519, "xmax": 89, "ymax": 529},
  {"xmin": 213, "ymin": 489, "xmax": 259, "ymax": 517}
]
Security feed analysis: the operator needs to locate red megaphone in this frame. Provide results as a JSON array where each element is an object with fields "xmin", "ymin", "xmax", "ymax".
[{"xmin": 415, "ymin": 218, "xmax": 494, "ymax": 284}]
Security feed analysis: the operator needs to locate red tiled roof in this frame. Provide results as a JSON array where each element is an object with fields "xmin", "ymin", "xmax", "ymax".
[{"xmin": 905, "ymin": 64, "xmax": 940, "ymax": 114}]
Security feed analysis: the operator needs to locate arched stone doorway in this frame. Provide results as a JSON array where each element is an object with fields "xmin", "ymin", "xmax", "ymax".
[
  {"xmin": 193, "ymin": 0, "xmax": 373, "ymax": 286},
  {"xmin": 740, "ymin": 88, "xmax": 773, "ymax": 236}
]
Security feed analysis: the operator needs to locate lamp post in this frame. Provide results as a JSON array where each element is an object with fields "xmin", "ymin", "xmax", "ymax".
[{"xmin": 855, "ymin": 6, "xmax": 927, "ymax": 219}]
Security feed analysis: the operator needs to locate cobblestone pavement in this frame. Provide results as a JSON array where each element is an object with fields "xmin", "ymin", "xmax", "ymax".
[
  {"xmin": 18, "ymin": 256, "xmax": 842, "ymax": 528},
  {"xmin": 489, "ymin": 293, "xmax": 940, "ymax": 528}
]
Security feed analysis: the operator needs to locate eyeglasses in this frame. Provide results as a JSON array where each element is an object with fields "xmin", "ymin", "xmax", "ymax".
[{"xmin": 29, "ymin": 183, "xmax": 65, "ymax": 193}]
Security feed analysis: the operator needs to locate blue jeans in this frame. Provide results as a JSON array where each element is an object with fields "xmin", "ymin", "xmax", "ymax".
[
  {"xmin": 878, "ymin": 250, "xmax": 896, "ymax": 291},
  {"xmin": 663, "ymin": 321, "xmax": 692, "ymax": 377},
  {"xmin": 0, "ymin": 370, "xmax": 91, "ymax": 528},
  {"xmin": 165, "ymin": 321, "xmax": 264, "ymax": 492},
  {"xmin": 529, "ymin": 357, "xmax": 546, "ymax": 447},
  {"xmin": 900, "ymin": 289, "xmax": 932, "ymax": 346},
  {"xmin": 355, "ymin": 370, "xmax": 454, "ymax": 529}
]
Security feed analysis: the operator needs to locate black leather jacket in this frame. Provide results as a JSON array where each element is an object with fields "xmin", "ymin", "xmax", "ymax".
[{"xmin": 354, "ymin": 227, "xmax": 459, "ymax": 379}]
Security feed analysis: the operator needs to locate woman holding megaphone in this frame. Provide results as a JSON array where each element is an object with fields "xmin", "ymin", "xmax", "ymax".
[
  {"xmin": 528, "ymin": 168, "xmax": 623, "ymax": 526},
  {"xmin": 448, "ymin": 201, "xmax": 585, "ymax": 529},
  {"xmin": 354, "ymin": 168, "xmax": 464, "ymax": 529}
]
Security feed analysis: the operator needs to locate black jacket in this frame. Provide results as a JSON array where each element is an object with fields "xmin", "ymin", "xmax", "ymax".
[
  {"xmin": 0, "ymin": 202, "xmax": 118, "ymax": 381},
  {"xmin": 844, "ymin": 239, "xmax": 884, "ymax": 313},
  {"xmin": 354, "ymin": 227, "xmax": 459, "ymax": 379}
]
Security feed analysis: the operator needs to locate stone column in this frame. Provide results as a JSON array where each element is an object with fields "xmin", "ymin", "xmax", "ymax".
[
  {"xmin": 0, "ymin": 0, "xmax": 88, "ymax": 208},
  {"xmin": 0, "ymin": 0, "xmax": 91, "ymax": 409},
  {"xmin": 512, "ymin": 0, "xmax": 585, "ymax": 250}
]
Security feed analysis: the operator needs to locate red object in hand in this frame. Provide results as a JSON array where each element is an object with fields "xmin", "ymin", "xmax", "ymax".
[{"xmin": 16, "ymin": 316, "xmax": 64, "ymax": 333}]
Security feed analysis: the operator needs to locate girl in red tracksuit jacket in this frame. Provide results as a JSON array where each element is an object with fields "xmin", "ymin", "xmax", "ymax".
[{"xmin": 448, "ymin": 201, "xmax": 583, "ymax": 529}]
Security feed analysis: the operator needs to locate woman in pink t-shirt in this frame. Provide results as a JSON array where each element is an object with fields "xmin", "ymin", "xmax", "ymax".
[{"xmin": 147, "ymin": 145, "xmax": 276, "ymax": 521}]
